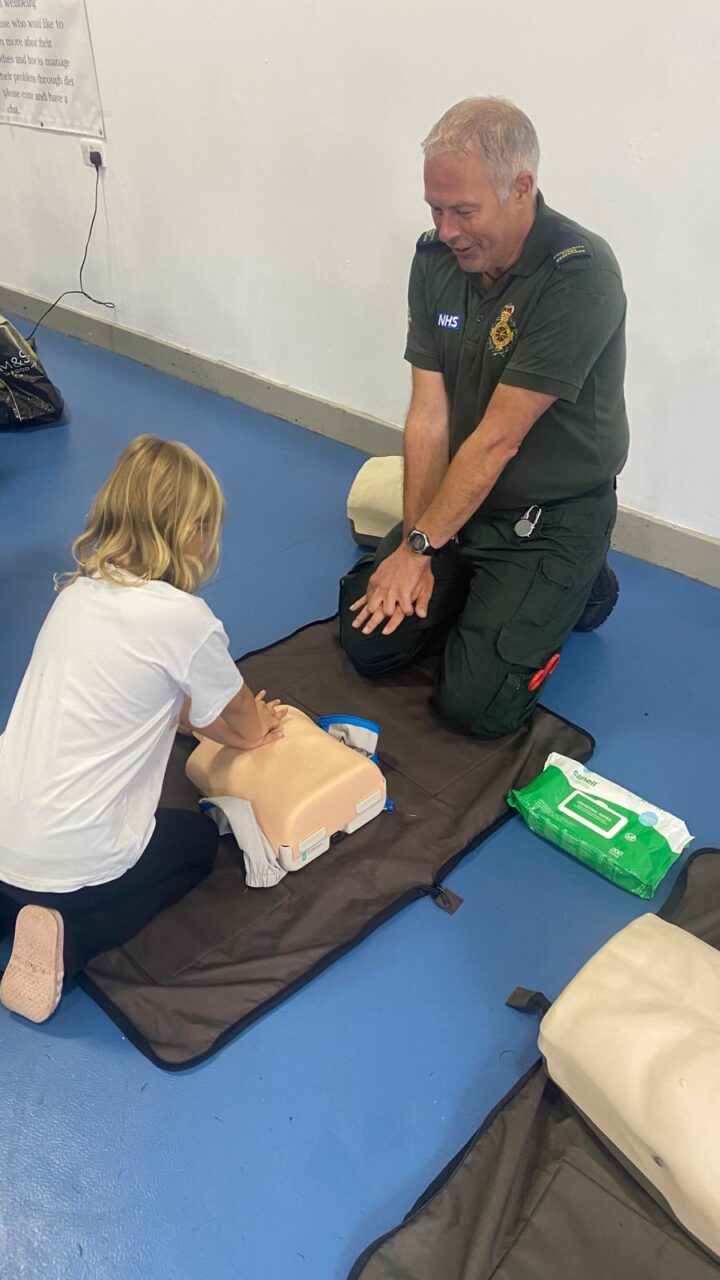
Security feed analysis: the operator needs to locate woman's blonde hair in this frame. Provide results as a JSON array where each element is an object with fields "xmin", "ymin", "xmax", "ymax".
[{"xmin": 59, "ymin": 435, "xmax": 225, "ymax": 593}]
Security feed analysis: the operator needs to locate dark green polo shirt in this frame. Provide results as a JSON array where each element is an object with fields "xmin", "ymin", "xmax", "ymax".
[{"xmin": 404, "ymin": 192, "xmax": 629, "ymax": 509}]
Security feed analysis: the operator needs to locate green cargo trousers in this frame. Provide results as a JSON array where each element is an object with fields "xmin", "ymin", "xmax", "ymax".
[{"xmin": 339, "ymin": 492, "xmax": 617, "ymax": 737}]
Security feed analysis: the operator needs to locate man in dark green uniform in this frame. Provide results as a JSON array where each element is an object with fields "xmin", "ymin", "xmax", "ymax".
[{"xmin": 340, "ymin": 96, "xmax": 628, "ymax": 737}]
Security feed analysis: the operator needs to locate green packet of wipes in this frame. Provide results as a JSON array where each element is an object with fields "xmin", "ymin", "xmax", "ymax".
[{"xmin": 507, "ymin": 753, "xmax": 693, "ymax": 899}]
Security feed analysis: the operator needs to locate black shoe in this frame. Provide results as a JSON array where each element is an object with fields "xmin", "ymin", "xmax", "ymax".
[{"xmin": 574, "ymin": 562, "xmax": 619, "ymax": 632}]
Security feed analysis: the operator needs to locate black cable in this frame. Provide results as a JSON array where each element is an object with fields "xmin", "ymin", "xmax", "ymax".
[{"xmin": 26, "ymin": 159, "xmax": 115, "ymax": 344}]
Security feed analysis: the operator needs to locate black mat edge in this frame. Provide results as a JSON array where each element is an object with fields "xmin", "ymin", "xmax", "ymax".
[
  {"xmin": 657, "ymin": 846, "xmax": 720, "ymax": 919},
  {"xmin": 78, "ymin": 615, "xmax": 595, "ymax": 1071},
  {"xmin": 346, "ymin": 1059, "xmax": 544, "ymax": 1280}
]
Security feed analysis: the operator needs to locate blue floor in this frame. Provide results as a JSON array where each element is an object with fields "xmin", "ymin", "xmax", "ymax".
[{"xmin": 1, "ymin": 324, "xmax": 719, "ymax": 1280}]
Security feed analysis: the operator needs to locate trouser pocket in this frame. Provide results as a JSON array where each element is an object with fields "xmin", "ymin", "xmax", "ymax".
[
  {"xmin": 498, "ymin": 553, "xmax": 586, "ymax": 662},
  {"xmin": 439, "ymin": 544, "xmax": 606, "ymax": 738},
  {"xmin": 481, "ymin": 552, "xmax": 603, "ymax": 733}
]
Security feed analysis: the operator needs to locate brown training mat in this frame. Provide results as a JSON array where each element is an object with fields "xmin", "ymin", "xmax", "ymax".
[{"xmin": 79, "ymin": 618, "xmax": 594, "ymax": 1070}]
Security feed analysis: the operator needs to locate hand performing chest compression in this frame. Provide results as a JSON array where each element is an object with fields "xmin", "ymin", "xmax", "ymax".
[{"xmin": 350, "ymin": 545, "xmax": 436, "ymax": 636}]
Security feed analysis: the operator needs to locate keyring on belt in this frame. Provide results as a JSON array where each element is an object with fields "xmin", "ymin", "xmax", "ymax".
[{"xmin": 514, "ymin": 506, "xmax": 543, "ymax": 538}]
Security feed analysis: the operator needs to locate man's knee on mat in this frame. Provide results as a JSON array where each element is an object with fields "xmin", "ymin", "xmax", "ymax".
[
  {"xmin": 339, "ymin": 616, "xmax": 414, "ymax": 678},
  {"xmin": 338, "ymin": 543, "xmax": 416, "ymax": 677},
  {"xmin": 338, "ymin": 572, "xmax": 399, "ymax": 676}
]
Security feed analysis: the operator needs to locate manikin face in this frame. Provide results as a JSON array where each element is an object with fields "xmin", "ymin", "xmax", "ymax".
[{"xmin": 423, "ymin": 150, "xmax": 534, "ymax": 279}]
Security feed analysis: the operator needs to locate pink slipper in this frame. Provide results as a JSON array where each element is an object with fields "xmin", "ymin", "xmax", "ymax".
[{"xmin": 1, "ymin": 905, "xmax": 64, "ymax": 1023}]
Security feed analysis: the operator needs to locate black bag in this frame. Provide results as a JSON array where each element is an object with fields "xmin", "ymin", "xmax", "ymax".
[{"xmin": 0, "ymin": 315, "xmax": 64, "ymax": 428}]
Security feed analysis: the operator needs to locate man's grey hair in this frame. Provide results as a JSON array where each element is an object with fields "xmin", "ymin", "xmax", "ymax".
[{"xmin": 422, "ymin": 97, "xmax": 540, "ymax": 202}]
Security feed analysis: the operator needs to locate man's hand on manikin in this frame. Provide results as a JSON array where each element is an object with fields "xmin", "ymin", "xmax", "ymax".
[{"xmin": 350, "ymin": 545, "xmax": 436, "ymax": 636}]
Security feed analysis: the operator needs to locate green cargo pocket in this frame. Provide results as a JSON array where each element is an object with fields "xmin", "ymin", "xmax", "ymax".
[
  {"xmin": 478, "ymin": 666, "xmax": 538, "ymax": 735},
  {"xmin": 477, "ymin": 556, "xmax": 584, "ymax": 734},
  {"xmin": 501, "ymin": 554, "xmax": 578, "ymax": 661}
]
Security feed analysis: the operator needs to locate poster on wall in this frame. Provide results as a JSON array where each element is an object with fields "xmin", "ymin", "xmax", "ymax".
[{"xmin": 0, "ymin": 0, "xmax": 103, "ymax": 136}]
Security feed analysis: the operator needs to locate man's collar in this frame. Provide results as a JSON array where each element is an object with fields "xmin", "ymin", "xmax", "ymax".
[
  {"xmin": 508, "ymin": 190, "xmax": 556, "ymax": 277},
  {"xmin": 470, "ymin": 191, "xmax": 557, "ymax": 296}
]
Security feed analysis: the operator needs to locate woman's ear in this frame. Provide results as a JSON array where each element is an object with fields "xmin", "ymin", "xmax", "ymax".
[{"xmin": 185, "ymin": 524, "xmax": 205, "ymax": 559}]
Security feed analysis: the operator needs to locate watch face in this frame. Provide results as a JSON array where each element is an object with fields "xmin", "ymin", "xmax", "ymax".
[{"xmin": 408, "ymin": 530, "xmax": 428, "ymax": 554}]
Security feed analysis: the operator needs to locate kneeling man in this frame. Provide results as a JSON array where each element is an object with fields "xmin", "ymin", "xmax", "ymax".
[{"xmin": 340, "ymin": 96, "xmax": 628, "ymax": 737}]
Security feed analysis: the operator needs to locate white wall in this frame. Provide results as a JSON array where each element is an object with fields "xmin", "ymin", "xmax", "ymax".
[{"xmin": 1, "ymin": 0, "xmax": 718, "ymax": 537}]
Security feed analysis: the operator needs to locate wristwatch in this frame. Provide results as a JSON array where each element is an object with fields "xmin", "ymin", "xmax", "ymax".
[{"xmin": 406, "ymin": 527, "xmax": 437, "ymax": 556}]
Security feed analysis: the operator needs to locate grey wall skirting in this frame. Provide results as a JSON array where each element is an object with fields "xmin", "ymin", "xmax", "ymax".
[
  {"xmin": 1, "ymin": 284, "xmax": 403, "ymax": 459},
  {"xmin": 2, "ymin": 283, "xmax": 718, "ymax": 589},
  {"xmin": 611, "ymin": 508, "xmax": 720, "ymax": 590}
]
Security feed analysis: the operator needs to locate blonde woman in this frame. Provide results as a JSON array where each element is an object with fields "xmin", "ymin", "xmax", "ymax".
[{"xmin": 0, "ymin": 435, "xmax": 285, "ymax": 1024}]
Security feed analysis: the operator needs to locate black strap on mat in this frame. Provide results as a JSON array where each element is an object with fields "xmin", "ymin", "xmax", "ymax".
[
  {"xmin": 79, "ymin": 616, "xmax": 594, "ymax": 1070},
  {"xmin": 505, "ymin": 986, "xmax": 552, "ymax": 1015}
]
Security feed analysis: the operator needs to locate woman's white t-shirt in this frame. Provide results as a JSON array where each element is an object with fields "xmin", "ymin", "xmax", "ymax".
[{"xmin": 0, "ymin": 574, "xmax": 243, "ymax": 892}]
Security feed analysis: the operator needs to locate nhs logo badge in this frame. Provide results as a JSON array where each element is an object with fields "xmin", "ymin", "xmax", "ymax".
[{"xmin": 436, "ymin": 312, "xmax": 462, "ymax": 329}]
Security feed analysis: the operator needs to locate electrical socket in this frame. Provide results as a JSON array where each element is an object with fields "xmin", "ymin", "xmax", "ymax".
[{"xmin": 81, "ymin": 140, "xmax": 106, "ymax": 168}]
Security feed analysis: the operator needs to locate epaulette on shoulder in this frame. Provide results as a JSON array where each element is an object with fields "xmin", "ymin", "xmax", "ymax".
[
  {"xmin": 416, "ymin": 228, "xmax": 444, "ymax": 251},
  {"xmin": 550, "ymin": 229, "xmax": 593, "ymax": 269}
]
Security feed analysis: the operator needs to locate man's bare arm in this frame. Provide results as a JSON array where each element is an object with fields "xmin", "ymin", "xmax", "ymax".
[
  {"xmin": 350, "ymin": 384, "xmax": 556, "ymax": 637},
  {"xmin": 417, "ymin": 384, "xmax": 557, "ymax": 548},
  {"xmin": 403, "ymin": 367, "xmax": 450, "ymax": 533}
]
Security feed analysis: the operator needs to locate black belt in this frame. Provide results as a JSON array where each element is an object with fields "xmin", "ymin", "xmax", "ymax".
[
  {"xmin": 481, "ymin": 478, "xmax": 616, "ymax": 518},
  {"xmin": 541, "ymin": 478, "xmax": 616, "ymax": 508},
  {"xmin": 511, "ymin": 480, "xmax": 617, "ymax": 537}
]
